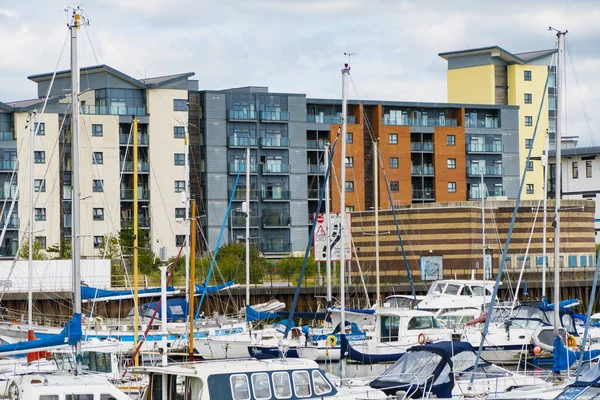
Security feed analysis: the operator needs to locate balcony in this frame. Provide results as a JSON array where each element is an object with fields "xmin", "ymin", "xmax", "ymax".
[
  {"xmin": 227, "ymin": 110, "xmax": 257, "ymax": 120},
  {"xmin": 230, "ymin": 215, "xmax": 260, "ymax": 227},
  {"xmin": 469, "ymin": 189, "xmax": 505, "ymax": 200},
  {"xmin": 260, "ymin": 111, "xmax": 289, "ymax": 121},
  {"xmin": 307, "ymin": 164, "xmax": 325, "ymax": 174},
  {"xmin": 121, "ymin": 216, "xmax": 150, "ymax": 228},
  {"xmin": 465, "ymin": 119, "xmax": 499, "ymax": 129},
  {"xmin": 410, "ymin": 142, "xmax": 434, "ymax": 152},
  {"xmin": 0, "ymin": 189, "xmax": 18, "ymax": 200},
  {"xmin": 0, "ymin": 132, "xmax": 15, "ymax": 141},
  {"xmin": 411, "ymin": 166, "xmax": 435, "ymax": 175},
  {"xmin": 228, "ymin": 163, "xmax": 259, "ymax": 174},
  {"xmin": 82, "ymin": 106, "xmax": 146, "ymax": 116},
  {"xmin": 306, "ymin": 115, "xmax": 356, "ymax": 124},
  {"xmin": 0, "ymin": 217, "xmax": 19, "ymax": 228},
  {"xmin": 306, "ymin": 140, "xmax": 326, "ymax": 150},
  {"xmin": 262, "ymin": 213, "xmax": 291, "ymax": 228},
  {"xmin": 466, "ymin": 143, "xmax": 504, "ymax": 153},
  {"xmin": 383, "ymin": 117, "xmax": 457, "ymax": 127},
  {"xmin": 412, "ymin": 189, "xmax": 435, "ymax": 200},
  {"xmin": 261, "ymin": 242, "xmax": 292, "ymax": 253},
  {"xmin": 307, "ymin": 189, "xmax": 321, "ymax": 199},
  {"xmin": 119, "ymin": 134, "xmax": 149, "ymax": 146},
  {"xmin": 120, "ymin": 188, "xmax": 150, "ymax": 200},
  {"xmin": 261, "ymin": 190, "xmax": 290, "ymax": 201},
  {"xmin": 260, "ymin": 137, "xmax": 290, "ymax": 148},
  {"xmin": 228, "ymin": 136, "xmax": 257, "ymax": 147},
  {"xmin": 228, "ymin": 188, "xmax": 259, "ymax": 201},
  {"xmin": 467, "ymin": 166, "xmax": 504, "ymax": 177},
  {"xmin": 0, "ymin": 161, "xmax": 17, "ymax": 171},
  {"xmin": 261, "ymin": 163, "xmax": 290, "ymax": 174},
  {"xmin": 120, "ymin": 161, "xmax": 150, "ymax": 173}
]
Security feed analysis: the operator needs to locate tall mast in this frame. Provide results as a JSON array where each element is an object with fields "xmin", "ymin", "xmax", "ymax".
[
  {"xmin": 542, "ymin": 133, "xmax": 549, "ymax": 299},
  {"xmin": 133, "ymin": 117, "xmax": 139, "ymax": 367},
  {"xmin": 245, "ymin": 147, "xmax": 251, "ymax": 307},
  {"xmin": 324, "ymin": 143, "xmax": 332, "ymax": 307},
  {"xmin": 189, "ymin": 200, "xmax": 196, "ymax": 359},
  {"xmin": 373, "ymin": 140, "xmax": 380, "ymax": 307},
  {"xmin": 184, "ymin": 123, "xmax": 190, "ymax": 301},
  {"xmin": 69, "ymin": 6, "xmax": 83, "ymax": 374},
  {"xmin": 481, "ymin": 168, "xmax": 486, "ymax": 281},
  {"xmin": 28, "ymin": 111, "xmax": 36, "ymax": 333}
]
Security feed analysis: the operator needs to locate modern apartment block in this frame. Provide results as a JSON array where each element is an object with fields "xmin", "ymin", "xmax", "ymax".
[
  {"xmin": 439, "ymin": 46, "xmax": 557, "ymax": 200},
  {"xmin": 0, "ymin": 65, "xmax": 196, "ymax": 258}
]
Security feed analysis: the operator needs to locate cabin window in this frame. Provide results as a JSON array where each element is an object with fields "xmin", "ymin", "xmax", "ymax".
[
  {"xmin": 460, "ymin": 286, "xmax": 472, "ymax": 296},
  {"xmin": 292, "ymin": 371, "xmax": 311, "ymax": 398},
  {"xmin": 101, "ymin": 396, "xmax": 119, "ymax": 400},
  {"xmin": 82, "ymin": 351, "xmax": 112, "ymax": 373},
  {"xmin": 312, "ymin": 370, "xmax": 332, "ymax": 395},
  {"xmin": 39, "ymin": 396, "xmax": 59, "ymax": 400},
  {"xmin": 272, "ymin": 371, "xmax": 292, "ymax": 399},
  {"xmin": 230, "ymin": 374, "xmax": 250, "ymax": 400},
  {"xmin": 65, "ymin": 395, "xmax": 94, "ymax": 400},
  {"xmin": 251, "ymin": 373, "xmax": 272, "ymax": 400},
  {"xmin": 470, "ymin": 286, "xmax": 487, "ymax": 296},
  {"xmin": 444, "ymin": 284, "xmax": 461, "ymax": 295},
  {"xmin": 380, "ymin": 315, "xmax": 400, "ymax": 342},
  {"xmin": 407, "ymin": 316, "xmax": 439, "ymax": 330}
]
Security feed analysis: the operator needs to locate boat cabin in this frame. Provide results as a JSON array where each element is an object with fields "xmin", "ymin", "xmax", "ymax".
[{"xmin": 378, "ymin": 309, "xmax": 449, "ymax": 343}]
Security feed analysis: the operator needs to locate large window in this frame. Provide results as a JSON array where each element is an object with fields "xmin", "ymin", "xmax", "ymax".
[
  {"xmin": 92, "ymin": 152, "xmax": 103, "ymax": 164},
  {"xmin": 174, "ymin": 153, "xmax": 185, "ymax": 166},
  {"xmin": 174, "ymin": 126, "xmax": 185, "ymax": 138},
  {"xmin": 586, "ymin": 160, "xmax": 593, "ymax": 178},
  {"xmin": 447, "ymin": 158, "xmax": 456, "ymax": 169},
  {"xmin": 93, "ymin": 208, "xmax": 104, "ymax": 221},
  {"xmin": 93, "ymin": 180, "xmax": 104, "ymax": 192},
  {"xmin": 94, "ymin": 88, "xmax": 146, "ymax": 115},
  {"xmin": 390, "ymin": 157, "xmax": 398, "ymax": 168},
  {"xmin": 92, "ymin": 124, "xmax": 103, "ymax": 137},
  {"xmin": 389, "ymin": 133, "xmax": 398, "ymax": 144},
  {"xmin": 524, "ymin": 93, "xmax": 532, "ymax": 104},
  {"xmin": 175, "ymin": 180, "xmax": 185, "ymax": 193},
  {"xmin": 572, "ymin": 162, "xmax": 579, "ymax": 179},
  {"xmin": 345, "ymin": 181, "xmax": 354, "ymax": 192},
  {"xmin": 525, "ymin": 116, "xmax": 533, "ymax": 126},
  {"xmin": 34, "ymin": 179, "xmax": 46, "ymax": 192},
  {"xmin": 173, "ymin": 99, "xmax": 188, "ymax": 111},
  {"xmin": 448, "ymin": 182, "xmax": 456, "ymax": 193},
  {"xmin": 34, "ymin": 151, "xmax": 45, "ymax": 164},
  {"xmin": 390, "ymin": 181, "xmax": 399, "ymax": 192},
  {"xmin": 524, "ymin": 70, "xmax": 532, "ymax": 81}
]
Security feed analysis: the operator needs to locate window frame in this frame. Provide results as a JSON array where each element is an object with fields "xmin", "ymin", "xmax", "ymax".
[
  {"xmin": 446, "ymin": 135, "xmax": 455, "ymax": 146},
  {"xmin": 175, "ymin": 234, "xmax": 186, "ymax": 247},
  {"xmin": 345, "ymin": 156, "xmax": 353, "ymax": 168},
  {"xmin": 526, "ymin": 161, "xmax": 534, "ymax": 171},
  {"xmin": 92, "ymin": 124, "xmax": 103, "ymax": 137},
  {"xmin": 34, "ymin": 151, "xmax": 46, "ymax": 164},
  {"xmin": 175, "ymin": 208, "xmax": 185, "ymax": 219},
  {"xmin": 35, "ymin": 236, "xmax": 47, "ymax": 249},
  {"xmin": 292, "ymin": 370, "xmax": 312, "ymax": 398},
  {"xmin": 390, "ymin": 181, "xmax": 399, "ymax": 192},
  {"xmin": 93, "ymin": 179, "xmax": 104, "ymax": 193},
  {"xmin": 389, "ymin": 133, "xmax": 398, "ymax": 145},
  {"xmin": 526, "ymin": 184, "xmax": 534, "ymax": 194},
  {"xmin": 93, "ymin": 236, "xmax": 102, "ymax": 249},
  {"xmin": 251, "ymin": 372, "xmax": 272, "ymax": 400},
  {"xmin": 34, "ymin": 122, "xmax": 45, "ymax": 136},
  {"xmin": 572, "ymin": 162, "xmax": 579, "ymax": 179},
  {"xmin": 345, "ymin": 181, "xmax": 354, "ymax": 192},
  {"xmin": 448, "ymin": 182, "xmax": 456, "ymax": 193},
  {"xmin": 35, "ymin": 208, "xmax": 46, "ymax": 221},
  {"xmin": 312, "ymin": 370, "xmax": 333, "ymax": 396},
  {"xmin": 447, "ymin": 158, "xmax": 456, "ymax": 169},
  {"xmin": 93, "ymin": 208, "xmax": 105, "ymax": 221},
  {"xmin": 174, "ymin": 126, "xmax": 185, "ymax": 138},
  {"xmin": 389, "ymin": 157, "xmax": 398, "ymax": 169},
  {"xmin": 92, "ymin": 152, "xmax": 104, "ymax": 165},
  {"xmin": 175, "ymin": 180, "xmax": 185, "ymax": 193},
  {"xmin": 524, "ymin": 93, "xmax": 532, "ymax": 104},
  {"xmin": 173, "ymin": 99, "xmax": 188, "ymax": 112},
  {"xmin": 346, "ymin": 132, "xmax": 353, "ymax": 144},
  {"xmin": 174, "ymin": 153, "xmax": 185, "ymax": 166},
  {"xmin": 524, "ymin": 70, "xmax": 532, "ymax": 81},
  {"xmin": 524, "ymin": 116, "xmax": 533, "ymax": 126},
  {"xmin": 272, "ymin": 371, "xmax": 292, "ymax": 399},
  {"xmin": 229, "ymin": 373, "xmax": 250, "ymax": 400},
  {"xmin": 34, "ymin": 179, "xmax": 46, "ymax": 192},
  {"xmin": 525, "ymin": 139, "xmax": 532, "ymax": 149},
  {"xmin": 586, "ymin": 160, "xmax": 592, "ymax": 178}
]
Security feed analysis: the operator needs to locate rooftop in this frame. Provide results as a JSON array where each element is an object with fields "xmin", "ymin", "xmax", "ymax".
[{"xmin": 438, "ymin": 46, "xmax": 557, "ymax": 64}]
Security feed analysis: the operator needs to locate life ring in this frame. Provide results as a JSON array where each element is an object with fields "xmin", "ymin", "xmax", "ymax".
[
  {"xmin": 325, "ymin": 335, "xmax": 337, "ymax": 347},
  {"xmin": 567, "ymin": 334, "xmax": 577, "ymax": 348},
  {"xmin": 418, "ymin": 333, "xmax": 426, "ymax": 345},
  {"xmin": 94, "ymin": 317, "xmax": 104, "ymax": 326}
]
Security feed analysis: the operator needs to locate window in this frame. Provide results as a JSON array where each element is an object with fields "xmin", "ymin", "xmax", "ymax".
[
  {"xmin": 34, "ymin": 122, "xmax": 45, "ymax": 135},
  {"xmin": 312, "ymin": 370, "xmax": 332, "ymax": 395},
  {"xmin": 174, "ymin": 153, "xmax": 185, "ymax": 166},
  {"xmin": 572, "ymin": 162, "xmax": 579, "ymax": 179},
  {"xmin": 389, "ymin": 133, "xmax": 398, "ymax": 144},
  {"xmin": 35, "ymin": 236, "xmax": 46, "ymax": 249},
  {"xmin": 251, "ymin": 373, "xmax": 272, "ymax": 400},
  {"xmin": 525, "ymin": 139, "xmax": 532, "ymax": 149},
  {"xmin": 524, "ymin": 70, "xmax": 532, "ymax": 81},
  {"xmin": 35, "ymin": 208, "xmax": 46, "ymax": 221},
  {"xmin": 93, "ymin": 208, "xmax": 104, "ymax": 221},
  {"xmin": 94, "ymin": 236, "xmax": 102, "ymax": 249},
  {"xmin": 447, "ymin": 158, "xmax": 456, "ymax": 169},
  {"xmin": 272, "ymin": 371, "xmax": 292, "ymax": 399},
  {"xmin": 345, "ymin": 157, "xmax": 353, "ymax": 168},
  {"xmin": 389, "ymin": 157, "xmax": 398, "ymax": 168},
  {"xmin": 568, "ymin": 255, "xmax": 577, "ymax": 268},
  {"xmin": 447, "ymin": 135, "xmax": 455, "ymax": 146},
  {"xmin": 587, "ymin": 160, "xmax": 593, "ymax": 178},
  {"xmin": 292, "ymin": 370, "xmax": 311, "ymax": 398},
  {"xmin": 525, "ymin": 116, "xmax": 533, "ymax": 126},
  {"xmin": 346, "ymin": 205, "xmax": 355, "ymax": 212},
  {"xmin": 173, "ymin": 99, "xmax": 188, "ymax": 111},
  {"xmin": 581, "ymin": 255, "xmax": 588, "ymax": 267},
  {"xmin": 346, "ymin": 132, "xmax": 353, "ymax": 144},
  {"xmin": 175, "ymin": 234, "xmax": 186, "ymax": 247},
  {"xmin": 345, "ymin": 181, "xmax": 354, "ymax": 192},
  {"xmin": 34, "ymin": 151, "xmax": 45, "ymax": 163},
  {"xmin": 39, "ymin": 396, "xmax": 58, "ymax": 400},
  {"xmin": 92, "ymin": 124, "xmax": 103, "ymax": 137},
  {"xmin": 448, "ymin": 182, "xmax": 456, "ymax": 193},
  {"xmin": 93, "ymin": 180, "xmax": 104, "ymax": 192},
  {"xmin": 175, "ymin": 180, "xmax": 185, "ymax": 192},
  {"xmin": 524, "ymin": 93, "xmax": 532, "ymax": 104},
  {"xmin": 526, "ymin": 184, "xmax": 534, "ymax": 194},
  {"xmin": 174, "ymin": 126, "xmax": 185, "ymax": 138},
  {"xmin": 390, "ymin": 181, "xmax": 399, "ymax": 192},
  {"xmin": 34, "ymin": 179, "xmax": 46, "ymax": 192},
  {"xmin": 526, "ymin": 161, "xmax": 534, "ymax": 171},
  {"xmin": 230, "ymin": 374, "xmax": 250, "ymax": 400},
  {"xmin": 92, "ymin": 152, "xmax": 103, "ymax": 164},
  {"xmin": 175, "ymin": 208, "xmax": 185, "ymax": 219}
]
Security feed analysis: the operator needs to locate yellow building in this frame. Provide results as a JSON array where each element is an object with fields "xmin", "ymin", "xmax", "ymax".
[{"xmin": 439, "ymin": 46, "xmax": 557, "ymax": 200}]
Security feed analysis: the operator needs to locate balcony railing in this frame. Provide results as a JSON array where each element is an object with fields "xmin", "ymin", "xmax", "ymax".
[
  {"xmin": 0, "ymin": 132, "xmax": 15, "ymax": 141},
  {"xmin": 466, "ymin": 143, "xmax": 504, "ymax": 153},
  {"xmin": 383, "ymin": 117, "xmax": 457, "ymax": 127},
  {"xmin": 307, "ymin": 164, "xmax": 326, "ymax": 174},
  {"xmin": 119, "ymin": 134, "xmax": 149, "ymax": 145},
  {"xmin": 262, "ymin": 214, "xmax": 291, "ymax": 228},
  {"xmin": 467, "ymin": 166, "xmax": 504, "ymax": 176},
  {"xmin": 261, "ymin": 190, "xmax": 290, "ymax": 200},
  {"xmin": 120, "ymin": 188, "xmax": 150, "ymax": 200},
  {"xmin": 260, "ymin": 137, "xmax": 290, "ymax": 147},
  {"xmin": 228, "ymin": 136, "xmax": 257, "ymax": 147},
  {"xmin": 227, "ymin": 110, "xmax": 257, "ymax": 120},
  {"xmin": 306, "ymin": 115, "xmax": 356, "ymax": 124},
  {"xmin": 261, "ymin": 242, "xmax": 292, "ymax": 253},
  {"xmin": 306, "ymin": 140, "xmax": 326, "ymax": 149},
  {"xmin": 121, "ymin": 216, "xmax": 150, "ymax": 228},
  {"xmin": 228, "ymin": 188, "xmax": 259, "ymax": 200},
  {"xmin": 82, "ymin": 106, "xmax": 146, "ymax": 116},
  {"xmin": 410, "ymin": 142, "xmax": 434, "ymax": 151},
  {"xmin": 228, "ymin": 163, "xmax": 259, "ymax": 174},
  {"xmin": 260, "ymin": 111, "xmax": 289, "ymax": 121},
  {"xmin": 0, "ymin": 189, "xmax": 18, "ymax": 200},
  {"xmin": 261, "ymin": 163, "xmax": 290, "ymax": 174},
  {"xmin": 0, "ymin": 217, "xmax": 19, "ymax": 228},
  {"xmin": 230, "ymin": 215, "xmax": 260, "ymax": 227},
  {"xmin": 465, "ymin": 118, "xmax": 499, "ymax": 128},
  {"xmin": 412, "ymin": 189, "xmax": 435, "ymax": 200},
  {"xmin": 120, "ymin": 161, "xmax": 150, "ymax": 172},
  {"xmin": 0, "ymin": 160, "xmax": 17, "ymax": 171},
  {"xmin": 469, "ymin": 189, "xmax": 505, "ymax": 200},
  {"xmin": 411, "ymin": 166, "xmax": 435, "ymax": 175}
]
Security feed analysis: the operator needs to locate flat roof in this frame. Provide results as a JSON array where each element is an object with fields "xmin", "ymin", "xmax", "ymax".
[{"xmin": 306, "ymin": 98, "xmax": 518, "ymax": 110}]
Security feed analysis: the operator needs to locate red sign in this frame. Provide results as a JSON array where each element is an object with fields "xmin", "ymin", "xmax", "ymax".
[{"xmin": 316, "ymin": 214, "xmax": 324, "ymax": 224}]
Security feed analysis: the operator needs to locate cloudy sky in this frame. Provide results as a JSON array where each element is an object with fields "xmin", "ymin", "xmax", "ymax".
[{"xmin": 1, "ymin": 0, "xmax": 598, "ymax": 145}]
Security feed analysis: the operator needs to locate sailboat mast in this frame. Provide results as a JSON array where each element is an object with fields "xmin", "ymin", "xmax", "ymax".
[
  {"xmin": 373, "ymin": 140, "xmax": 380, "ymax": 307},
  {"xmin": 324, "ymin": 143, "xmax": 332, "ymax": 307},
  {"xmin": 189, "ymin": 200, "xmax": 196, "ymax": 358},
  {"xmin": 133, "ymin": 117, "xmax": 140, "ymax": 367},
  {"xmin": 542, "ymin": 133, "xmax": 549, "ymax": 299},
  {"xmin": 28, "ymin": 111, "xmax": 35, "ymax": 332},
  {"xmin": 184, "ymin": 124, "xmax": 190, "ymax": 300},
  {"xmin": 69, "ymin": 6, "xmax": 82, "ymax": 374},
  {"xmin": 245, "ymin": 147, "xmax": 250, "ymax": 307},
  {"xmin": 553, "ymin": 29, "xmax": 566, "ymax": 338},
  {"xmin": 481, "ymin": 168, "xmax": 485, "ymax": 281}
]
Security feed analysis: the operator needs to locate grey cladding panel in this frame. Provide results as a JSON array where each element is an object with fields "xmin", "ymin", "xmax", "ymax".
[
  {"xmin": 447, "ymin": 53, "xmax": 505, "ymax": 70},
  {"xmin": 289, "ymin": 123, "xmax": 308, "ymax": 148},
  {"xmin": 39, "ymin": 72, "xmax": 141, "ymax": 98},
  {"xmin": 290, "ymin": 198, "xmax": 308, "ymax": 227},
  {"xmin": 502, "ymin": 153, "xmax": 521, "ymax": 176},
  {"xmin": 205, "ymin": 120, "xmax": 227, "ymax": 146},
  {"xmin": 290, "ymin": 174, "xmax": 308, "ymax": 200},
  {"xmin": 204, "ymin": 93, "xmax": 227, "ymax": 120},
  {"xmin": 288, "ymin": 96, "xmax": 307, "ymax": 122},
  {"xmin": 290, "ymin": 227, "xmax": 309, "ymax": 252},
  {"xmin": 206, "ymin": 199, "xmax": 228, "ymax": 227},
  {"xmin": 206, "ymin": 147, "xmax": 228, "ymax": 173},
  {"xmin": 502, "ymin": 176, "xmax": 520, "ymax": 200},
  {"xmin": 500, "ymin": 109, "xmax": 519, "ymax": 130},
  {"xmin": 289, "ymin": 148, "xmax": 308, "ymax": 174}
]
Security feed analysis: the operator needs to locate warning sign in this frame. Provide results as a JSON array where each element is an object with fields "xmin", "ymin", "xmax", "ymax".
[{"xmin": 313, "ymin": 213, "xmax": 352, "ymax": 262}]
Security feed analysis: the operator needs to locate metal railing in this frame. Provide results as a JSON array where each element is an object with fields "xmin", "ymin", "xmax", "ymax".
[
  {"xmin": 82, "ymin": 106, "xmax": 146, "ymax": 116},
  {"xmin": 0, "ymin": 217, "xmax": 19, "ymax": 228},
  {"xmin": 120, "ymin": 161, "xmax": 150, "ymax": 172},
  {"xmin": 120, "ymin": 189, "xmax": 150, "ymax": 200},
  {"xmin": 0, "ymin": 189, "xmax": 18, "ymax": 200},
  {"xmin": 230, "ymin": 215, "xmax": 260, "ymax": 227},
  {"xmin": 121, "ymin": 216, "xmax": 150, "ymax": 228},
  {"xmin": 412, "ymin": 189, "xmax": 435, "ymax": 199},
  {"xmin": 469, "ymin": 189, "xmax": 505, "ymax": 200},
  {"xmin": 119, "ymin": 134, "xmax": 149, "ymax": 145},
  {"xmin": 306, "ymin": 115, "xmax": 356, "ymax": 124},
  {"xmin": 228, "ymin": 136, "xmax": 257, "ymax": 147},
  {"xmin": 307, "ymin": 164, "xmax": 325, "ymax": 174},
  {"xmin": 260, "ymin": 137, "xmax": 290, "ymax": 147},
  {"xmin": 0, "ymin": 132, "xmax": 15, "ymax": 141},
  {"xmin": 466, "ymin": 166, "xmax": 504, "ymax": 176},
  {"xmin": 465, "ymin": 118, "xmax": 499, "ymax": 128},
  {"xmin": 228, "ymin": 163, "xmax": 259, "ymax": 173},
  {"xmin": 0, "ymin": 160, "xmax": 17, "ymax": 171},
  {"xmin": 383, "ymin": 117, "xmax": 458, "ymax": 127},
  {"xmin": 466, "ymin": 143, "xmax": 503, "ymax": 153},
  {"xmin": 410, "ymin": 142, "xmax": 434, "ymax": 151},
  {"xmin": 411, "ymin": 166, "xmax": 435, "ymax": 175},
  {"xmin": 261, "ymin": 163, "xmax": 290, "ymax": 174},
  {"xmin": 262, "ymin": 214, "xmax": 292, "ymax": 227},
  {"xmin": 261, "ymin": 190, "xmax": 290, "ymax": 200},
  {"xmin": 228, "ymin": 189, "xmax": 259, "ymax": 200},
  {"xmin": 261, "ymin": 242, "xmax": 292, "ymax": 252},
  {"xmin": 306, "ymin": 140, "xmax": 326, "ymax": 149},
  {"xmin": 260, "ymin": 111, "xmax": 289, "ymax": 121},
  {"xmin": 227, "ymin": 110, "xmax": 257, "ymax": 120}
]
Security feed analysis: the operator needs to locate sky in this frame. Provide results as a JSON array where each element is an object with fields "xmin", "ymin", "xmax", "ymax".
[{"xmin": 0, "ymin": 0, "xmax": 599, "ymax": 145}]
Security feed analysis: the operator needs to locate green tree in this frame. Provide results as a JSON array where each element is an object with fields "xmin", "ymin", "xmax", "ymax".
[
  {"xmin": 596, "ymin": 243, "xmax": 600, "ymax": 260},
  {"xmin": 277, "ymin": 255, "xmax": 317, "ymax": 286},
  {"xmin": 212, "ymin": 242, "xmax": 265, "ymax": 284},
  {"xmin": 46, "ymin": 238, "xmax": 71, "ymax": 259},
  {"xmin": 18, "ymin": 238, "xmax": 48, "ymax": 260}
]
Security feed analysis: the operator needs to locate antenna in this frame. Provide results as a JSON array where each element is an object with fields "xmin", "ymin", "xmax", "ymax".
[{"xmin": 344, "ymin": 52, "xmax": 357, "ymax": 68}]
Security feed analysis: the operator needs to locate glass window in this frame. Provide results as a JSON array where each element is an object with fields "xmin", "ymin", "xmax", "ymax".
[
  {"xmin": 35, "ymin": 208, "xmax": 46, "ymax": 221},
  {"xmin": 390, "ymin": 181, "xmax": 399, "ymax": 192},
  {"xmin": 251, "ymin": 373, "xmax": 271, "ymax": 400},
  {"xmin": 230, "ymin": 374, "xmax": 250, "ymax": 400},
  {"xmin": 445, "ymin": 284, "xmax": 461, "ymax": 295},
  {"xmin": 39, "ymin": 396, "xmax": 59, "ymax": 400},
  {"xmin": 471, "ymin": 286, "xmax": 486, "ymax": 296},
  {"xmin": 292, "ymin": 370, "xmax": 311, "ymax": 398},
  {"xmin": 524, "ymin": 93, "xmax": 532, "ymax": 104},
  {"xmin": 345, "ymin": 157, "xmax": 353, "ymax": 168},
  {"xmin": 346, "ymin": 132, "xmax": 353, "ymax": 144},
  {"xmin": 92, "ymin": 124, "xmax": 103, "ymax": 137},
  {"xmin": 175, "ymin": 208, "xmax": 185, "ymax": 219},
  {"xmin": 174, "ymin": 99, "xmax": 188, "ymax": 111},
  {"xmin": 447, "ymin": 135, "xmax": 455, "ymax": 146},
  {"xmin": 447, "ymin": 158, "xmax": 456, "ymax": 169},
  {"xmin": 380, "ymin": 315, "xmax": 400, "ymax": 342},
  {"xmin": 175, "ymin": 180, "xmax": 185, "ymax": 192},
  {"xmin": 573, "ymin": 162, "xmax": 579, "ymax": 179},
  {"xmin": 389, "ymin": 133, "xmax": 398, "ymax": 144},
  {"xmin": 568, "ymin": 255, "xmax": 577, "ymax": 268},
  {"xmin": 345, "ymin": 205, "xmax": 354, "ymax": 212},
  {"xmin": 390, "ymin": 157, "xmax": 398, "ymax": 168},
  {"xmin": 524, "ymin": 70, "xmax": 532, "ymax": 81},
  {"xmin": 581, "ymin": 255, "xmax": 588, "ymax": 267},
  {"xmin": 590, "ymin": 255, "xmax": 595, "ymax": 266},
  {"xmin": 174, "ymin": 153, "xmax": 185, "ymax": 166},
  {"xmin": 448, "ymin": 182, "xmax": 456, "ymax": 193},
  {"xmin": 34, "ymin": 122, "xmax": 45, "ymax": 135},
  {"xmin": 65, "ymin": 396, "xmax": 94, "ymax": 400},
  {"xmin": 407, "ymin": 316, "xmax": 436, "ymax": 330},
  {"xmin": 526, "ymin": 161, "xmax": 534, "ymax": 171},
  {"xmin": 176, "ymin": 234, "xmax": 186, "ymax": 247},
  {"xmin": 526, "ymin": 184, "xmax": 534, "ymax": 194},
  {"xmin": 34, "ymin": 179, "xmax": 46, "ymax": 192},
  {"xmin": 34, "ymin": 151, "xmax": 45, "ymax": 163},
  {"xmin": 345, "ymin": 181, "xmax": 354, "ymax": 192},
  {"xmin": 525, "ymin": 116, "xmax": 533, "ymax": 126},
  {"xmin": 94, "ymin": 236, "xmax": 102, "ymax": 249},
  {"xmin": 92, "ymin": 152, "xmax": 103, "ymax": 164},
  {"xmin": 273, "ymin": 371, "xmax": 292, "ymax": 399},
  {"xmin": 517, "ymin": 255, "xmax": 531, "ymax": 269},
  {"xmin": 586, "ymin": 160, "xmax": 592, "ymax": 178},
  {"xmin": 536, "ymin": 256, "xmax": 548, "ymax": 268},
  {"xmin": 93, "ymin": 180, "xmax": 104, "ymax": 192},
  {"xmin": 35, "ymin": 236, "xmax": 46, "ymax": 249},
  {"xmin": 93, "ymin": 208, "xmax": 104, "ymax": 221},
  {"xmin": 525, "ymin": 139, "xmax": 532, "ymax": 149},
  {"xmin": 174, "ymin": 126, "xmax": 185, "ymax": 138},
  {"xmin": 312, "ymin": 370, "xmax": 332, "ymax": 395}
]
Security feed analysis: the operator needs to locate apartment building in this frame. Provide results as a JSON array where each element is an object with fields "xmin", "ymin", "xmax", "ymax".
[
  {"xmin": 439, "ymin": 46, "xmax": 557, "ymax": 200},
  {"xmin": 0, "ymin": 65, "xmax": 196, "ymax": 258}
]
